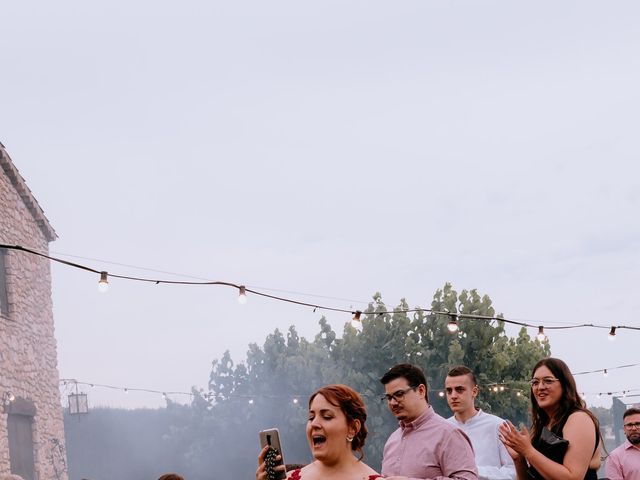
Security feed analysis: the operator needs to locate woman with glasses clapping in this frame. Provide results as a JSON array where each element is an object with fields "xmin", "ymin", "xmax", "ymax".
[{"xmin": 499, "ymin": 357, "xmax": 602, "ymax": 480}]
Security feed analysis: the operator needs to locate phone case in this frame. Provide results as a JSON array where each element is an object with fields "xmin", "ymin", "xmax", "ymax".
[{"xmin": 259, "ymin": 428, "xmax": 286, "ymax": 480}]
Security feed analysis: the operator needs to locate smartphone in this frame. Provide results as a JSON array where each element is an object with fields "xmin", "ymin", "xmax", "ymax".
[{"xmin": 259, "ymin": 428, "xmax": 286, "ymax": 480}]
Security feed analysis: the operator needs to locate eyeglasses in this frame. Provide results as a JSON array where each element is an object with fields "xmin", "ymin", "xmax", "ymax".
[
  {"xmin": 623, "ymin": 422, "xmax": 640, "ymax": 430},
  {"xmin": 380, "ymin": 386, "xmax": 417, "ymax": 403},
  {"xmin": 529, "ymin": 377, "xmax": 559, "ymax": 388}
]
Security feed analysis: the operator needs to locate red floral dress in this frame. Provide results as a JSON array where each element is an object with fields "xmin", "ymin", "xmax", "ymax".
[{"xmin": 289, "ymin": 469, "xmax": 381, "ymax": 479}]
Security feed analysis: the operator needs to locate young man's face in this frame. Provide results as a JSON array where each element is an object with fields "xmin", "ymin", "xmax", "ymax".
[{"xmin": 445, "ymin": 373, "xmax": 478, "ymax": 417}]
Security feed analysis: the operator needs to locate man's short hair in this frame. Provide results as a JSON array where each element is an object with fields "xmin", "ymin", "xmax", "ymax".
[
  {"xmin": 380, "ymin": 363, "xmax": 429, "ymax": 402},
  {"xmin": 623, "ymin": 407, "xmax": 640, "ymax": 419},
  {"xmin": 447, "ymin": 365, "xmax": 478, "ymax": 386}
]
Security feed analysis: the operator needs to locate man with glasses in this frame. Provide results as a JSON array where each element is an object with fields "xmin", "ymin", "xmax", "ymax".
[
  {"xmin": 445, "ymin": 366, "xmax": 515, "ymax": 480},
  {"xmin": 606, "ymin": 407, "xmax": 640, "ymax": 480},
  {"xmin": 379, "ymin": 363, "xmax": 478, "ymax": 480}
]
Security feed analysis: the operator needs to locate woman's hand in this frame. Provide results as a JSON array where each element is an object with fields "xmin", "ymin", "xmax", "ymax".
[
  {"xmin": 499, "ymin": 421, "xmax": 534, "ymax": 460},
  {"xmin": 256, "ymin": 445, "xmax": 286, "ymax": 480}
]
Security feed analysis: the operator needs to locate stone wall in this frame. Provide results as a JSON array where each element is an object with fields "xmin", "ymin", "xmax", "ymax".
[{"xmin": 0, "ymin": 152, "xmax": 67, "ymax": 480}]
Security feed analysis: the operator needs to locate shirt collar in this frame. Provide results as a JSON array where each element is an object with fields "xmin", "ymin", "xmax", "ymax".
[
  {"xmin": 453, "ymin": 408, "xmax": 482, "ymax": 425},
  {"xmin": 400, "ymin": 405, "xmax": 433, "ymax": 431},
  {"xmin": 624, "ymin": 440, "xmax": 640, "ymax": 450}
]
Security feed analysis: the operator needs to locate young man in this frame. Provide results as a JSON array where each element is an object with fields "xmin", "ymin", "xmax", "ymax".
[
  {"xmin": 606, "ymin": 407, "xmax": 640, "ymax": 480},
  {"xmin": 444, "ymin": 366, "xmax": 515, "ymax": 480},
  {"xmin": 380, "ymin": 363, "xmax": 478, "ymax": 480}
]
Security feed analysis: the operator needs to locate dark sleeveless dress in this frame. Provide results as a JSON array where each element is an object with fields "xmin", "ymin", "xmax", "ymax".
[{"xmin": 527, "ymin": 411, "xmax": 599, "ymax": 480}]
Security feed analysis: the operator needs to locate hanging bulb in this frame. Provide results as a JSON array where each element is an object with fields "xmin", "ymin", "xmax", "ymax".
[
  {"xmin": 162, "ymin": 392, "xmax": 167, "ymax": 400},
  {"xmin": 493, "ymin": 386, "xmax": 499, "ymax": 392},
  {"xmin": 516, "ymin": 391, "xmax": 522, "ymax": 397},
  {"xmin": 623, "ymin": 391, "xmax": 627, "ymax": 397},
  {"xmin": 447, "ymin": 315, "xmax": 459, "ymax": 333},
  {"xmin": 438, "ymin": 391, "xmax": 445, "ymax": 398},
  {"xmin": 248, "ymin": 399, "xmax": 254, "ymax": 405},
  {"xmin": 351, "ymin": 311, "xmax": 362, "ymax": 330},
  {"xmin": 238, "ymin": 286, "xmax": 247, "ymax": 304},
  {"xmin": 603, "ymin": 369, "xmax": 608, "ymax": 378},
  {"xmin": 536, "ymin": 326, "xmax": 546, "ymax": 342},
  {"xmin": 293, "ymin": 398, "xmax": 299, "ymax": 404},
  {"xmin": 597, "ymin": 393, "xmax": 602, "ymax": 399},
  {"xmin": 124, "ymin": 388, "xmax": 129, "ymax": 394},
  {"xmin": 98, "ymin": 271, "xmax": 109, "ymax": 293},
  {"xmin": 608, "ymin": 326, "xmax": 616, "ymax": 341},
  {"xmin": 499, "ymin": 386, "xmax": 505, "ymax": 392}
]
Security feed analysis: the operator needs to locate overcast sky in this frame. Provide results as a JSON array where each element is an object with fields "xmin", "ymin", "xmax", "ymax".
[{"xmin": 2, "ymin": 0, "xmax": 639, "ymax": 410}]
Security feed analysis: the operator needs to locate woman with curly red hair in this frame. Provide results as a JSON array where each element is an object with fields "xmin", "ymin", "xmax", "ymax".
[{"xmin": 256, "ymin": 384, "xmax": 381, "ymax": 480}]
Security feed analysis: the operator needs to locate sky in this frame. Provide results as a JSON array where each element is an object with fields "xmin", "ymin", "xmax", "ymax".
[{"xmin": 1, "ymin": 0, "xmax": 639, "ymax": 410}]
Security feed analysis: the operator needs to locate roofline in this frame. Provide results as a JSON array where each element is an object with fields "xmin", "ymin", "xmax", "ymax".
[{"xmin": 0, "ymin": 143, "xmax": 58, "ymax": 243}]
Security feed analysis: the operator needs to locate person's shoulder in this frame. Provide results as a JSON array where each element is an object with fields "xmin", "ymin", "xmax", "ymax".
[
  {"xmin": 565, "ymin": 409, "xmax": 594, "ymax": 426},
  {"xmin": 478, "ymin": 410, "xmax": 506, "ymax": 425},
  {"xmin": 607, "ymin": 443, "xmax": 627, "ymax": 457}
]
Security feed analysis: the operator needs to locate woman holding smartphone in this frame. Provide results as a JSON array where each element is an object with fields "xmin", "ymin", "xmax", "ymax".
[
  {"xmin": 499, "ymin": 357, "xmax": 602, "ymax": 480},
  {"xmin": 256, "ymin": 384, "xmax": 381, "ymax": 480}
]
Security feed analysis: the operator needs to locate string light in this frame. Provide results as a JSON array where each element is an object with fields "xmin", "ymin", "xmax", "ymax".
[
  {"xmin": 98, "ymin": 271, "xmax": 109, "ymax": 293},
  {"xmin": 293, "ymin": 398, "xmax": 299, "ymax": 404},
  {"xmin": 603, "ymin": 369, "xmax": 608, "ymax": 378},
  {"xmin": 238, "ymin": 286, "xmax": 247, "ymax": 304},
  {"xmin": 4, "ymin": 243, "xmax": 640, "ymax": 340},
  {"xmin": 438, "ymin": 391, "xmax": 445, "ymax": 397},
  {"xmin": 608, "ymin": 326, "xmax": 616, "ymax": 341},
  {"xmin": 447, "ymin": 315, "xmax": 459, "ymax": 333},
  {"xmin": 248, "ymin": 399, "xmax": 254, "ymax": 405},
  {"xmin": 351, "ymin": 311, "xmax": 362, "ymax": 329}
]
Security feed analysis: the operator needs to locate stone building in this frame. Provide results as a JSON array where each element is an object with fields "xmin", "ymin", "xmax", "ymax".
[{"xmin": 0, "ymin": 144, "xmax": 67, "ymax": 480}]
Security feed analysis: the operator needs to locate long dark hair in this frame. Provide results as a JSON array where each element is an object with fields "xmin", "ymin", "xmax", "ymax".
[{"xmin": 530, "ymin": 357, "xmax": 600, "ymax": 444}]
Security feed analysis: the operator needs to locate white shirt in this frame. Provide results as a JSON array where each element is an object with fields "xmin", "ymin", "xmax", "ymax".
[{"xmin": 448, "ymin": 410, "xmax": 516, "ymax": 480}]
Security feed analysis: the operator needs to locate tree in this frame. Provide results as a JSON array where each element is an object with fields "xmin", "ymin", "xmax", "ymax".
[
  {"xmin": 64, "ymin": 284, "xmax": 550, "ymax": 479},
  {"xmin": 204, "ymin": 283, "xmax": 550, "ymax": 473}
]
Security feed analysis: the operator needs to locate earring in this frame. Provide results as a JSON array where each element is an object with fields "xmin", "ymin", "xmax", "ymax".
[{"xmin": 346, "ymin": 435, "xmax": 354, "ymax": 442}]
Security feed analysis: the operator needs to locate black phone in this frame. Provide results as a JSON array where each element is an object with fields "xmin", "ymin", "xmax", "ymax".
[{"xmin": 259, "ymin": 428, "xmax": 287, "ymax": 480}]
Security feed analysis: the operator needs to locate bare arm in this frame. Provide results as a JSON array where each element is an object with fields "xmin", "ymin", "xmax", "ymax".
[{"xmin": 501, "ymin": 413, "xmax": 596, "ymax": 480}]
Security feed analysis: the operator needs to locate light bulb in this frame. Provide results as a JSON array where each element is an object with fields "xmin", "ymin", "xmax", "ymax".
[
  {"xmin": 608, "ymin": 326, "xmax": 616, "ymax": 341},
  {"xmin": 162, "ymin": 393, "xmax": 167, "ymax": 400},
  {"xmin": 350, "ymin": 311, "xmax": 362, "ymax": 330},
  {"xmin": 603, "ymin": 369, "xmax": 608, "ymax": 378},
  {"xmin": 438, "ymin": 391, "xmax": 445, "ymax": 398},
  {"xmin": 293, "ymin": 398, "xmax": 299, "ymax": 404},
  {"xmin": 238, "ymin": 286, "xmax": 247, "ymax": 304},
  {"xmin": 98, "ymin": 271, "xmax": 109, "ymax": 293},
  {"xmin": 536, "ymin": 326, "xmax": 546, "ymax": 342},
  {"xmin": 248, "ymin": 399, "xmax": 254, "ymax": 405},
  {"xmin": 516, "ymin": 391, "xmax": 522, "ymax": 397},
  {"xmin": 447, "ymin": 316, "xmax": 459, "ymax": 333},
  {"xmin": 499, "ymin": 386, "xmax": 505, "ymax": 392}
]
